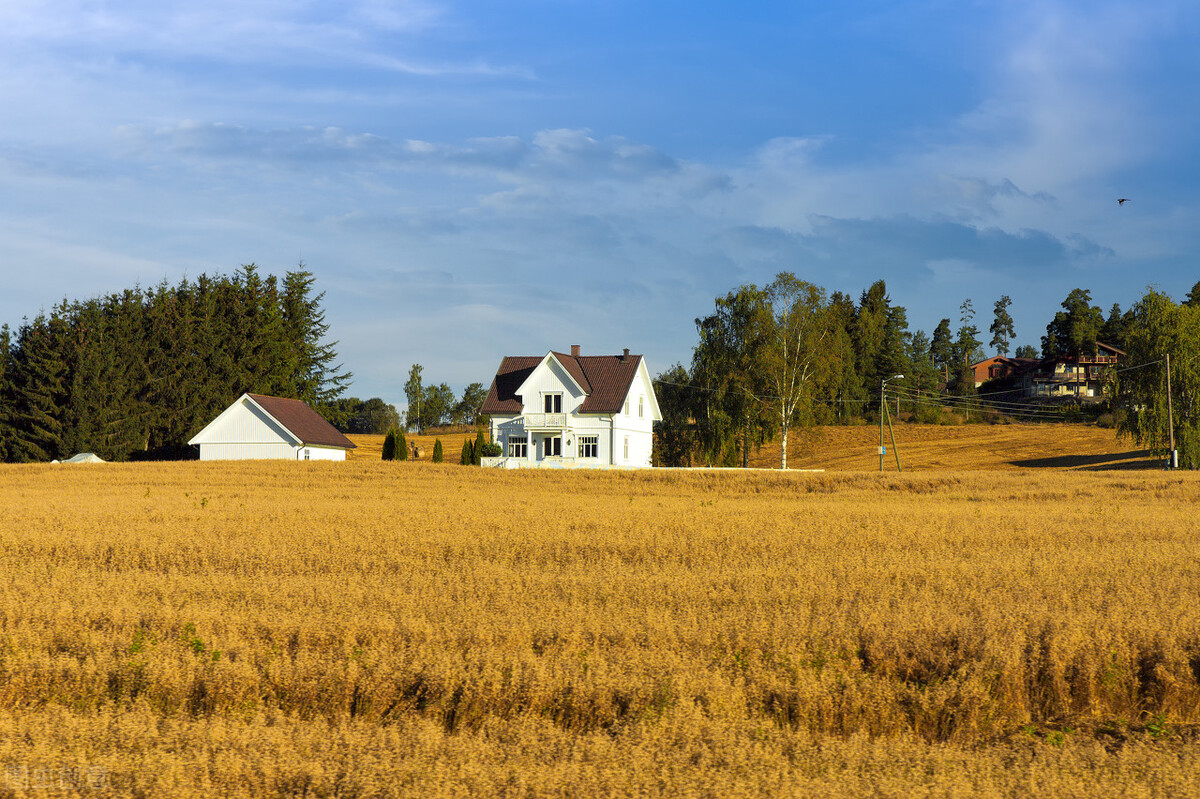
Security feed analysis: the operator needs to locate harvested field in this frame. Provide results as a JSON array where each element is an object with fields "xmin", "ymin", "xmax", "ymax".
[
  {"xmin": 351, "ymin": 422, "xmax": 1156, "ymax": 471},
  {"xmin": 348, "ymin": 429, "xmax": 478, "ymax": 462},
  {"xmin": 748, "ymin": 422, "xmax": 1156, "ymax": 471},
  {"xmin": 0, "ymin": 452, "xmax": 1197, "ymax": 796}
]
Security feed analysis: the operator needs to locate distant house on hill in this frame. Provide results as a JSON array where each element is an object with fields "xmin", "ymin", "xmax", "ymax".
[
  {"xmin": 188, "ymin": 393, "xmax": 356, "ymax": 461},
  {"xmin": 971, "ymin": 343, "xmax": 1124, "ymax": 401},
  {"xmin": 480, "ymin": 345, "xmax": 661, "ymax": 468},
  {"xmin": 1025, "ymin": 343, "xmax": 1124, "ymax": 401},
  {"xmin": 971, "ymin": 356, "xmax": 1040, "ymax": 388}
]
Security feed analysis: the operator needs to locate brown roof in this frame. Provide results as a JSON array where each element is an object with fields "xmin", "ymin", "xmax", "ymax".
[
  {"xmin": 480, "ymin": 351, "xmax": 643, "ymax": 415},
  {"xmin": 247, "ymin": 394, "xmax": 357, "ymax": 449}
]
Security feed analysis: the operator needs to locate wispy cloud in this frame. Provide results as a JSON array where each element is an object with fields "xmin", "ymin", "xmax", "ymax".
[{"xmin": 0, "ymin": 0, "xmax": 516, "ymax": 76}]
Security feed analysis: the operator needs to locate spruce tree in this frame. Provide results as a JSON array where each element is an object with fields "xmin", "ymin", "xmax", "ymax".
[
  {"xmin": 472, "ymin": 429, "xmax": 486, "ymax": 465},
  {"xmin": 432, "ymin": 438, "xmax": 444, "ymax": 463},
  {"xmin": 9, "ymin": 314, "xmax": 68, "ymax": 461},
  {"xmin": 397, "ymin": 430, "xmax": 409, "ymax": 461},
  {"xmin": 0, "ymin": 324, "xmax": 14, "ymax": 461},
  {"xmin": 461, "ymin": 438, "xmax": 473, "ymax": 465},
  {"xmin": 382, "ymin": 429, "xmax": 396, "ymax": 461}
]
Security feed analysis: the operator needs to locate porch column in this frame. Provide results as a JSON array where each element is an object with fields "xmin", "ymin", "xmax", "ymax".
[{"xmin": 527, "ymin": 430, "xmax": 534, "ymax": 463}]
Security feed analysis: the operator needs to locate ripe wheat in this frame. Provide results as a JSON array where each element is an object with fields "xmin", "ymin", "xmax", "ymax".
[{"xmin": 0, "ymin": 457, "xmax": 1196, "ymax": 796}]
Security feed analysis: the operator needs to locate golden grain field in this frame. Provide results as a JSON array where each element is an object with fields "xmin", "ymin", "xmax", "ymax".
[{"xmin": 0, "ymin": 433, "xmax": 1197, "ymax": 796}]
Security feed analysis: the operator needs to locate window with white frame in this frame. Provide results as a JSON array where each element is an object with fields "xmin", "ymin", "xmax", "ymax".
[
  {"xmin": 638, "ymin": 395, "xmax": 644, "ymax": 418},
  {"xmin": 623, "ymin": 436, "xmax": 629, "ymax": 461},
  {"xmin": 545, "ymin": 436, "xmax": 562, "ymax": 457},
  {"xmin": 624, "ymin": 397, "xmax": 629, "ymax": 415},
  {"xmin": 544, "ymin": 393, "xmax": 562, "ymax": 413},
  {"xmin": 508, "ymin": 437, "xmax": 528, "ymax": 458},
  {"xmin": 579, "ymin": 435, "xmax": 598, "ymax": 458}
]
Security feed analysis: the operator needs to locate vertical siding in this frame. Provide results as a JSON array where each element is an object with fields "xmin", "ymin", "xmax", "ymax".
[{"xmin": 199, "ymin": 443, "xmax": 298, "ymax": 461}]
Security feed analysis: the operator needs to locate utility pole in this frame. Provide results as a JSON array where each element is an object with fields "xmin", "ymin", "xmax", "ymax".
[
  {"xmin": 879, "ymin": 374, "xmax": 903, "ymax": 471},
  {"xmin": 884, "ymin": 398, "xmax": 902, "ymax": 473},
  {"xmin": 1167, "ymin": 353, "xmax": 1176, "ymax": 468}
]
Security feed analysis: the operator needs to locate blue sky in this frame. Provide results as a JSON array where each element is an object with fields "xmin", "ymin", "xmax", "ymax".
[{"xmin": 3, "ymin": 0, "xmax": 1199, "ymax": 408}]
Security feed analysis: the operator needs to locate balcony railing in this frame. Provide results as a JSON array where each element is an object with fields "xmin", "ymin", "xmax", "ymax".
[{"xmin": 521, "ymin": 413, "xmax": 568, "ymax": 430}]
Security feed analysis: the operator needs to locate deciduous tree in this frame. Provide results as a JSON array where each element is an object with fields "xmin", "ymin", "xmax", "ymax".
[{"xmin": 1118, "ymin": 288, "xmax": 1200, "ymax": 467}]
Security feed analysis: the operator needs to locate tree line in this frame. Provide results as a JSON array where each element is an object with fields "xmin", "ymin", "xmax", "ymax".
[
  {"xmin": 0, "ymin": 265, "xmax": 350, "ymax": 462},
  {"xmin": 403, "ymin": 364, "xmax": 488, "ymax": 432},
  {"xmin": 654, "ymin": 275, "xmax": 1200, "ymax": 469}
]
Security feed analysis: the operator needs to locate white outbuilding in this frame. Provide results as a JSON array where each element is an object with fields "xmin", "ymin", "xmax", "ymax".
[{"xmin": 188, "ymin": 393, "xmax": 357, "ymax": 461}]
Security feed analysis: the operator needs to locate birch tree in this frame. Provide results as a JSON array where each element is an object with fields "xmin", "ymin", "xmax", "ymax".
[
  {"xmin": 762, "ymin": 273, "xmax": 830, "ymax": 470},
  {"xmin": 1118, "ymin": 288, "xmax": 1200, "ymax": 468}
]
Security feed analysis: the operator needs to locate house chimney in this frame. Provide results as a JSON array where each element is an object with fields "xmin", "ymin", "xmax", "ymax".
[
  {"xmin": 571, "ymin": 344, "xmax": 580, "ymax": 358},
  {"xmin": 622, "ymin": 348, "xmax": 630, "ymax": 362}
]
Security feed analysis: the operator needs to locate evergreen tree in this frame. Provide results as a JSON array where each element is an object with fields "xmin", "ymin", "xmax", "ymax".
[
  {"xmin": 1186, "ymin": 281, "xmax": 1200, "ymax": 308},
  {"xmin": 1, "ymin": 267, "xmax": 352, "ymax": 461},
  {"xmin": 824, "ymin": 292, "xmax": 865, "ymax": 422},
  {"xmin": 472, "ymin": 429, "xmax": 486, "ymax": 465},
  {"xmin": 397, "ymin": 430, "xmax": 409, "ymax": 461},
  {"xmin": 0, "ymin": 324, "xmax": 14, "ymax": 461},
  {"xmin": 281, "ymin": 268, "xmax": 351, "ymax": 404},
  {"xmin": 905, "ymin": 330, "xmax": 940, "ymax": 417},
  {"xmin": 1015, "ymin": 344, "xmax": 1039, "ymax": 359},
  {"xmin": 1043, "ymin": 288, "xmax": 1103, "ymax": 358},
  {"xmin": 956, "ymin": 299, "xmax": 983, "ymax": 365},
  {"xmin": 853, "ymin": 281, "xmax": 889, "ymax": 396},
  {"xmin": 929, "ymin": 318, "xmax": 955, "ymax": 384},
  {"xmin": 432, "ymin": 438, "xmax": 444, "ymax": 463},
  {"xmin": 8, "ymin": 314, "xmax": 68, "ymax": 461},
  {"xmin": 989, "ymin": 295, "xmax": 1015, "ymax": 356},
  {"xmin": 1100, "ymin": 303, "xmax": 1133, "ymax": 350},
  {"xmin": 460, "ymin": 438, "xmax": 474, "ymax": 465},
  {"xmin": 382, "ymin": 428, "xmax": 397, "ymax": 461}
]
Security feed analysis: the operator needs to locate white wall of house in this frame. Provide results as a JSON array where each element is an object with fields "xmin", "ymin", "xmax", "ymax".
[
  {"xmin": 199, "ymin": 442, "xmax": 298, "ymax": 461},
  {"xmin": 518, "ymin": 357, "xmax": 588, "ymax": 414}
]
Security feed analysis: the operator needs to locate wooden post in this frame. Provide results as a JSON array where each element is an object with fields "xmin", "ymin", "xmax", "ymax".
[
  {"xmin": 885, "ymin": 400, "xmax": 902, "ymax": 473},
  {"xmin": 879, "ymin": 381, "xmax": 885, "ymax": 472},
  {"xmin": 1167, "ymin": 353, "xmax": 1176, "ymax": 468}
]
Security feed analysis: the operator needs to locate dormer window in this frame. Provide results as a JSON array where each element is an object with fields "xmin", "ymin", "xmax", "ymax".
[{"xmin": 544, "ymin": 393, "xmax": 562, "ymax": 413}]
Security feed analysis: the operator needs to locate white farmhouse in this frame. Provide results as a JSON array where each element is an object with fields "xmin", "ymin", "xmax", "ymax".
[
  {"xmin": 188, "ymin": 393, "xmax": 356, "ymax": 461},
  {"xmin": 480, "ymin": 346, "xmax": 662, "ymax": 468}
]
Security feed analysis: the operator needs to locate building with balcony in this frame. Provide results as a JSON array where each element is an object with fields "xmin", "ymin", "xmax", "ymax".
[
  {"xmin": 479, "ymin": 345, "xmax": 661, "ymax": 468},
  {"xmin": 1023, "ymin": 343, "xmax": 1124, "ymax": 400},
  {"xmin": 971, "ymin": 343, "xmax": 1124, "ymax": 402}
]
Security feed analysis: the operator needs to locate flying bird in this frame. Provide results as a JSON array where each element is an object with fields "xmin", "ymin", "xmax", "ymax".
[{"xmin": 1118, "ymin": 198, "xmax": 1130, "ymax": 205}]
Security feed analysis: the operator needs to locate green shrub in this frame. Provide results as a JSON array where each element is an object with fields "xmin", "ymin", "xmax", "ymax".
[
  {"xmin": 397, "ymin": 431, "xmax": 409, "ymax": 461},
  {"xmin": 461, "ymin": 439, "xmax": 474, "ymax": 465},
  {"xmin": 381, "ymin": 429, "xmax": 396, "ymax": 461},
  {"xmin": 432, "ymin": 439, "xmax": 444, "ymax": 463}
]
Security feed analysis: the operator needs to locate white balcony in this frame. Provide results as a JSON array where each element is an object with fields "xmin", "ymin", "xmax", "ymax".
[{"xmin": 521, "ymin": 413, "xmax": 568, "ymax": 431}]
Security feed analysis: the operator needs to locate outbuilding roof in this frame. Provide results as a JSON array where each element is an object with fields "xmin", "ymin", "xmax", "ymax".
[
  {"xmin": 245, "ymin": 394, "xmax": 357, "ymax": 449},
  {"xmin": 481, "ymin": 351, "xmax": 644, "ymax": 415}
]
